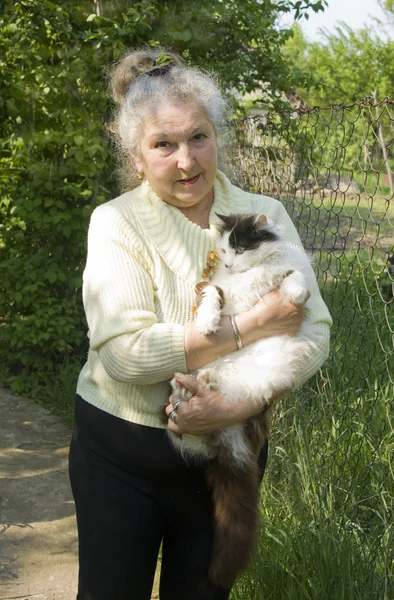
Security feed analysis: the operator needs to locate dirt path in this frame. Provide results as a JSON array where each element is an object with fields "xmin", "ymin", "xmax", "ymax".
[
  {"xmin": 0, "ymin": 387, "xmax": 162, "ymax": 600},
  {"xmin": 0, "ymin": 386, "xmax": 78, "ymax": 599}
]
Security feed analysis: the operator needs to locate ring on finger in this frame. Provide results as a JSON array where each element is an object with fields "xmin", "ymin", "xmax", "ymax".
[
  {"xmin": 172, "ymin": 399, "xmax": 182, "ymax": 411},
  {"xmin": 169, "ymin": 410, "xmax": 178, "ymax": 423}
]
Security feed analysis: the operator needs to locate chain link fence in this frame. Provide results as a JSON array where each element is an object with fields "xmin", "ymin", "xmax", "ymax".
[{"xmin": 231, "ymin": 99, "xmax": 394, "ymax": 599}]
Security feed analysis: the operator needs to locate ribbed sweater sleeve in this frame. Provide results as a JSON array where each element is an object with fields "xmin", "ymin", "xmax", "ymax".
[
  {"xmin": 82, "ymin": 203, "xmax": 187, "ymax": 385},
  {"xmin": 251, "ymin": 194, "xmax": 332, "ymax": 389}
]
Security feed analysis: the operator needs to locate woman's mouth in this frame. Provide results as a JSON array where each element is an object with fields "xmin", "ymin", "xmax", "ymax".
[{"xmin": 178, "ymin": 174, "xmax": 200, "ymax": 186}]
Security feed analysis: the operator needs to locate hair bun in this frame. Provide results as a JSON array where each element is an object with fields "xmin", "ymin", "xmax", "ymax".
[{"xmin": 110, "ymin": 49, "xmax": 183, "ymax": 105}]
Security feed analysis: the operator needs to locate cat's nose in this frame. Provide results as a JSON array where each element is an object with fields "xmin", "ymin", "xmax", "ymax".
[{"xmin": 225, "ymin": 263, "xmax": 232, "ymax": 269}]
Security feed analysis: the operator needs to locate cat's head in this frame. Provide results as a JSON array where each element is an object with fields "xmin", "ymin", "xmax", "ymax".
[{"xmin": 215, "ymin": 213, "xmax": 281, "ymax": 272}]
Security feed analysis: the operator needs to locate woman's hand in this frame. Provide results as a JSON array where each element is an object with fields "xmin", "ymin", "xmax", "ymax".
[
  {"xmin": 166, "ymin": 373, "xmax": 260, "ymax": 435},
  {"xmin": 236, "ymin": 289, "xmax": 309, "ymax": 347},
  {"xmin": 254, "ymin": 289, "xmax": 308, "ymax": 335},
  {"xmin": 166, "ymin": 373, "xmax": 288, "ymax": 435}
]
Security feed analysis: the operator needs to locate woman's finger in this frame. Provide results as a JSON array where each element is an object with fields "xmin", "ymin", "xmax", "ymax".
[
  {"xmin": 166, "ymin": 399, "xmax": 189, "ymax": 433},
  {"xmin": 174, "ymin": 372, "xmax": 201, "ymax": 395},
  {"xmin": 167, "ymin": 417, "xmax": 182, "ymax": 434},
  {"xmin": 166, "ymin": 394, "xmax": 188, "ymax": 432},
  {"xmin": 165, "ymin": 401, "xmax": 181, "ymax": 418}
]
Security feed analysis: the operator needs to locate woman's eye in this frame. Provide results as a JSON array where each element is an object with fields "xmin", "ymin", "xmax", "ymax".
[
  {"xmin": 155, "ymin": 141, "xmax": 169, "ymax": 149},
  {"xmin": 236, "ymin": 247, "xmax": 245, "ymax": 255},
  {"xmin": 194, "ymin": 133, "xmax": 205, "ymax": 141}
]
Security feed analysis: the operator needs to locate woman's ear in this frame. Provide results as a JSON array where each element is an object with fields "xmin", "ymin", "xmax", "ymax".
[{"xmin": 130, "ymin": 149, "xmax": 144, "ymax": 176}]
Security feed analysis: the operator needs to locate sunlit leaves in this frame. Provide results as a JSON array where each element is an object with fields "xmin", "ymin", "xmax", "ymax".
[{"xmin": 0, "ymin": 0, "xmax": 326, "ymax": 393}]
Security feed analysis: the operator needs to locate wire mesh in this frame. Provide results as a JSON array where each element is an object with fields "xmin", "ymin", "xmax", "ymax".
[{"xmin": 231, "ymin": 98, "xmax": 394, "ymax": 598}]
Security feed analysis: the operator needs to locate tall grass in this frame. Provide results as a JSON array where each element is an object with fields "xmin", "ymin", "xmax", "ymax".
[
  {"xmin": 232, "ymin": 262, "xmax": 394, "ymax": 599},
  {"xmin": 6, "ymin": 356, "xmax": 81, "ymax": 424}
]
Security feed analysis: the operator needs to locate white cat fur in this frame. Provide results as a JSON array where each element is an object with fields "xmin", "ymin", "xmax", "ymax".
[{"xmin": 170, "ymin": 216, "xmax": 321, "ymax": 465}]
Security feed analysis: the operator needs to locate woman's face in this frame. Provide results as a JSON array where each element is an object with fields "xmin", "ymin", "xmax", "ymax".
[{"xmin": 134, "ymin": 102, "xmax": 218, "ymax": 210}]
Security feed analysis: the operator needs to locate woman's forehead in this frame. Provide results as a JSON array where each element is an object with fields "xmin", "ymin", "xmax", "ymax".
[{"xmin": 142, "ymin": 102, "xmax": 213, "ymax": 139}]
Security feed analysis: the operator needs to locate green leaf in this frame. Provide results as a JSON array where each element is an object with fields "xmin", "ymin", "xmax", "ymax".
[
  {"xmin": 75, "ymin": 150, "xmax": 85, "ymax": 163},
  {"xmin": 74, "ymin": 135, "xmax": 84, "ymax": 147},
  {"xmin": 155, "ymin": 52, "xmax": 174, "ymax": 66}
]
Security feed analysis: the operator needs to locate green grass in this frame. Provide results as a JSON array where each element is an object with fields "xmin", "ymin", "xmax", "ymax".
[
  {"xmin": 232, "ymin": 266, "xmax": 394, "ymax": 600},
  {"xmin": 232, "ymin": 385, "xmax": 393, "ymax": 599},
  {"xmin": 4, "ymin": 356, "xmax": 81, "ymax": 424}
]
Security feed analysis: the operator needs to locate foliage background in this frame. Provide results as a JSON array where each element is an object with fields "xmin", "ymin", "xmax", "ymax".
[{"xmin": 0, "ymin": 0, "xmax": 326, "ymax": 404}]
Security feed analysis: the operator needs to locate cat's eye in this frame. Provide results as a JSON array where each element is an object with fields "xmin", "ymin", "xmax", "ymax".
[{"xmin": 236, "ymin": 247, "xmax": 246, "ymax": 255}]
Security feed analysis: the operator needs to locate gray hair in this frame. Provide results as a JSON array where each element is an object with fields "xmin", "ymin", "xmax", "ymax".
[{"xmin": 108, "ymin": 49, "xmax": 232, "ymax": 190}]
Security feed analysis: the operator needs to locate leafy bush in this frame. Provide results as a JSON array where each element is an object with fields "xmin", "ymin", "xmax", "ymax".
[
  {"xmin": 0, "ymin": 0, "xmax": 153, "ymax": 393},
  {"xmin": 0, "ymin": 0, "xmax": 327, "ymax": 398}
]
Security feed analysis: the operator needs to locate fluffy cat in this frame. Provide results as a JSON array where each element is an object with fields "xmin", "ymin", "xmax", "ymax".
[{"xmin": 169, "ymin": 213, "xmax": 318, "ymax": 589}]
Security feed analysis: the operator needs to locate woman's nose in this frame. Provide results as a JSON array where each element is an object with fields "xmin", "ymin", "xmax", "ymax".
[{"xmin": 177, "ymin": 144, "xmax": 195, "ymax": 171}]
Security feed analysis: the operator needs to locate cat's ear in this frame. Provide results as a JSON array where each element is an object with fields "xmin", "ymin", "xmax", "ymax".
[
  {"xmin": 214, "ymin": 213, "xmax": 231, "ymax": 233},
  {"xmin": 254, "ymin": 214, "xmax": 269, "ymax": 234},
  {"xmin": 214, "ymin": 213, "xmax": 228, "ymax": 223}
]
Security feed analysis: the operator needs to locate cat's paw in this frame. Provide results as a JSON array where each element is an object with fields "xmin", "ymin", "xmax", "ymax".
[
  {"xmin": 271, "ymin": 270, "xmax": 293, "ymax": 290},
  {"xmin": 194, "ymin": 284, "xmax": 223, "ymax": 335},
  {"xmin": 197, "ymin": 368, "xmax": 219, "ymax": 391},
  {"xmin": 170, "ymin": 375, "xmax": 193, "ymax": 401},
  {"xmin": 281, "ymin": 281, "xmax": 308, "ymax": 305},
  {"xmin": 195, "ymin": 309, "xmax": 221, "ymax": 335},
  {"xmin": 280, "ymin": 271, "xmax": 309, "ymax": 304}
]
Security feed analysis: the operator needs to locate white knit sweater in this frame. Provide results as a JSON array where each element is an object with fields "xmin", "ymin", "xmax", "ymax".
[{"xmin": 77, "ymin": 171, "xmax": 332, "ymax": 428}]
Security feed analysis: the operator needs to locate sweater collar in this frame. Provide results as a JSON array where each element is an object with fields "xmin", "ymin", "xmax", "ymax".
[{"xmin": 132, "ymin": 171, "xmax": 253, "ymax": 284}]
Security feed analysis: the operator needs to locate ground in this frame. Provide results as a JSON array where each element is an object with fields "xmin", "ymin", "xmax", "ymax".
[
  {"xmin": 0, "ymin": 386, "xmax": 78, "ymax": 599},
  {"xmin": 0, "ymin": 386, "xmax": 161, "ymax": 599}
]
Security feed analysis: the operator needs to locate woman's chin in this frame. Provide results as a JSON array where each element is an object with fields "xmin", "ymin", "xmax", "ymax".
[{"xmin": 167, "ymin": 188, "xmax": 214, "ymax": 210}]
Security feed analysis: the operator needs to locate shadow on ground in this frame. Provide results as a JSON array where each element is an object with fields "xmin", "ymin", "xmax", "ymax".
[{"xmin": 0, "ymin": 386, "xmax": 78, "ymax": 600}]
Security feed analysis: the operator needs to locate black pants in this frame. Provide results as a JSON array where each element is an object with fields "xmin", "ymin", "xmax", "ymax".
[{"xmin": 69, "ymin": 395, "xmax": 268, "ymax": 600}]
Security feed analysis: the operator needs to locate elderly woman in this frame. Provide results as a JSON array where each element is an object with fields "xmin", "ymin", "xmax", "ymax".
[{"xmin": 68, "ymin": 49, "xmax": 332, "ymax": 600}]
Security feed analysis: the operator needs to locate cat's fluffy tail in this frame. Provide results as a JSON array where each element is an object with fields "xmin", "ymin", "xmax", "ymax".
[{"xmin": 206, "ymin": 457, "xmax": 260, "ymax": 589}]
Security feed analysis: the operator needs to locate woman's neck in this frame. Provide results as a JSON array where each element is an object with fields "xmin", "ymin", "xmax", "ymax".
[{"xmin": 177, "ymin": 193, "xmax": 214, "ymax": 229}]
